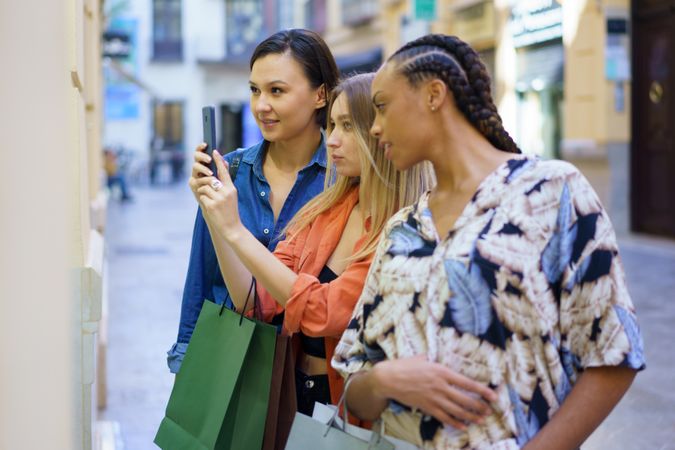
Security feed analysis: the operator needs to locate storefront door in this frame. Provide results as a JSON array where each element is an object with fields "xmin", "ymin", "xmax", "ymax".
[{"xmin": 632, "ymin": 0, "xmax": 675, "ymax": 237}]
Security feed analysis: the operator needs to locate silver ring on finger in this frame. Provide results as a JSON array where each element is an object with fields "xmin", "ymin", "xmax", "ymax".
[{"xmin": 211, "ymin": 179, "xmax": 223, "ymax": 191}]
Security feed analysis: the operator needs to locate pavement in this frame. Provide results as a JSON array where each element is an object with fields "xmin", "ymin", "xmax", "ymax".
[{"xmin": 100, "ymin": 182, "xmax": 675, "ymax": 450}]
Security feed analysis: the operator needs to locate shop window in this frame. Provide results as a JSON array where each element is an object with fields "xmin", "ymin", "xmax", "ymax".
[
  {"xmin": 151, "ymin": 101, "xmax": 185, "ymax": 183},
  {"xmin": 515, "ymin": 41, "xmax": 564, "ymax": 158},
  {"xmin": 153, "ymin": 101, "xmax": 184, "ymax": 149},
  {"xmin": 219, "ymin": 104, "xmax": 244, "ymax": 153},
  {"xmin": 152, "ymin": 0, "xmax": 183, "ymax": 61}
]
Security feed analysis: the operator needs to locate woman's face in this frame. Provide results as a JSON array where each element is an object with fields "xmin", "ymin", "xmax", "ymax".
[
  {"xmin": 370, "ymin": 63, "xmax": 428, "ymax": 171},
  {"xmin": 326, "ymin": 93, "xmax": 362, "ymax": 178},
  {"xmin": 249, "ymin": 52, "xmax": 324, "ymax": 142}
]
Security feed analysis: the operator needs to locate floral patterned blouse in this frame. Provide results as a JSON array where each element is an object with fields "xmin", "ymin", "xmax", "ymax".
[{"xmin": 332, "ymin": 157, "xmax": 645, "ymax": 449}]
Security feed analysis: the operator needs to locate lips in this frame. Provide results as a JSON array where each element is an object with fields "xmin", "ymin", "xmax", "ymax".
[
  {"xmin": 380, "ymin": 142, "xmax": 393, "ymax": 159},
  {"xmin": 259, "ymin": 118, "xmax": 279, "ymax": 127}
]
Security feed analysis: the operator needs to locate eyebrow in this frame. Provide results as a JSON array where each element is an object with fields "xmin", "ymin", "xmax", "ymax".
[
  {"xmin": 249, "ymin": 80, "xmax": 290, "ymax": 86},
  {"xmin": 331, "ymin": 114, "xmax": 350, "ymax": 121}
]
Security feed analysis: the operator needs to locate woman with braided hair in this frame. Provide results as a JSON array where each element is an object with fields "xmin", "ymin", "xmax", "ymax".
[{"xmin": 332, "ymin": 34, "xmax": 644, "ymax": 449}]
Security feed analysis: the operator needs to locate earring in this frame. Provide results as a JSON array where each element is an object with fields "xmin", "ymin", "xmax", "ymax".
[{"xmin": 430, "ymin": 106, "xmax": 436, "ymax": 112}]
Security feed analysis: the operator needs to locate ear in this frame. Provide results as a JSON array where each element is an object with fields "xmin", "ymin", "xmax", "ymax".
[
  {"xmin": 426, "ymin": 79, "xmax": 448, "ymax": 112},
  {"xmin": 315, "ymin": 83, "xmax": 327, "ymax": 109}
]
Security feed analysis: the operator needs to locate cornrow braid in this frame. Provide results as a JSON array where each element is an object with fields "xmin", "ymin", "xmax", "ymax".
[{"xmin": 391, "ymin": 34, "xmax": 520, "ymax": 154}]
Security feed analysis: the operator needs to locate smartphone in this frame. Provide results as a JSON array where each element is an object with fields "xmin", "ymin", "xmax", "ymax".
[{"xmin": 202, "ymin": 106, "xmax": 218, "ymax": 175}]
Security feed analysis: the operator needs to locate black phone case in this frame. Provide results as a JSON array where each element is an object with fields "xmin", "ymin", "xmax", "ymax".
[{"xmin": 202, "ymin": 106, "xmax": 217, "ymax": 174}]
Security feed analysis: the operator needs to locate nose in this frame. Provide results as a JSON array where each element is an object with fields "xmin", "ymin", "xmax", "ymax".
[
  {"xmin": 326, "ymin": 129, "xmax": 340, "ymax": 149},
  {"xmin": 370, "ymin": 120, "xmax": 381, "ymax": 139},
  {"xmin": 253, "ymin": 94, "xmax": 271, "ymax": 114}
]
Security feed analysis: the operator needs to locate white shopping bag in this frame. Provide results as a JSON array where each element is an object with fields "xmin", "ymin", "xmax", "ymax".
[{"xmin": 312, "ymin": 402, "xmax": 421, "ymax": 450}]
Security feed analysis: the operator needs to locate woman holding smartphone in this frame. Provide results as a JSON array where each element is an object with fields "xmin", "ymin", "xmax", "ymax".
[
  {"xmin": 192, "ymin": 73, "xmax": 435, "ymax": 414},
  {"xmin": 167, "ymin": 29, "xmax": 339, "ymax": 373},
  {"xmin": 332, "ymin": 34, "xmax": 645, "ymax": 449}
]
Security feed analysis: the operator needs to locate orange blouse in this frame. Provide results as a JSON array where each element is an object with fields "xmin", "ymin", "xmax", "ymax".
[{"xmin": 256, "ymin": 187, "xmax": 372, "ymax": 406}]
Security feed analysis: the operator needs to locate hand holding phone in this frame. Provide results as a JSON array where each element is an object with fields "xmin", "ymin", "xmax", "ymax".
[{"xmin": 202, "ymin": 106, "xmax": 217, "ymax": 175}]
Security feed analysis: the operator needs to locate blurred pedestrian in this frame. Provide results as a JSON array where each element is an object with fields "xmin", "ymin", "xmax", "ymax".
[
  {"xmin": 194, "ymin": 73, "xmax": 434, "ymax": 414},
  {"xmin": 167, "ymin": 29, "xmax": 340, "ymax": 374},
  {"xmin": 333, "ymin": 34, "xmax": 645, "ymax": 449},
  {"xmin": 103, "ymin": 148, "xmax": 132, "ymax": 201}
]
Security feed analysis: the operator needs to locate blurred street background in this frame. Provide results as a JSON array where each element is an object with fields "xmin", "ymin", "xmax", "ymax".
[{"xmin": 3, "ymin": 0, "xmax": 675, "ymax": 449}]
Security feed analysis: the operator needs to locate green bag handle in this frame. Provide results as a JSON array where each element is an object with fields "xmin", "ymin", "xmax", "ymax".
[{"xmin": 218, "ymin": 276, "xmax": 257, "ymax": 326}]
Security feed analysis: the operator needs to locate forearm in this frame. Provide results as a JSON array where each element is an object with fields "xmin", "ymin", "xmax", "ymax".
[
  {"xmin": 523, "ymin": 366, "xmax": 637, "ymax": 450},
  {"xmin": 345, "ymin": 368, "xmax": 389, "ymax": 421},
  {"xmin": 217, "ymin": 222, "xmax": 298, "ymax": 308}
]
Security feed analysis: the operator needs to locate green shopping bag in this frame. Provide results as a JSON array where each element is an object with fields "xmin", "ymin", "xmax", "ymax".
[{"xmin": 154, "ymin": 297, "xmax": 276, "ymax": 450}]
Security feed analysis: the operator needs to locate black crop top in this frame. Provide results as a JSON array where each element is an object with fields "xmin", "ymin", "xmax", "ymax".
[{"xmin": 299, "ymin": 265, "xmax": 338, "ymax": 358}]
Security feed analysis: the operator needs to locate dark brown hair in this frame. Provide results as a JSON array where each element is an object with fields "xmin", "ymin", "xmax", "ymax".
[
  {"xmin": 389, "ymin": 34, "xmax": 520, "ymax": 153},
  {"xmin": 250, "ymin": 29, "xmax": 339, "ymax": 127}
]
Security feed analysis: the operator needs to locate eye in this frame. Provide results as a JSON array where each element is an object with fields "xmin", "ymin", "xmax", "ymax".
[
  {"xmin": 249, "ymin": 86, "xmax": 260, "ymax": 94},
  {"xmin": 343, "ymin": 121, "xmax": 353, "ymax": 131},
  {"xmin": 375, "ymin": 103, "xmax": 385, "ymax": 111},
  {"xmin": 271, "ymin": 87, "xmax": 284, "ymax": 95},
  {"xmin": 328, "ymin": 120, "xmax": 335, "ymax": 129}
]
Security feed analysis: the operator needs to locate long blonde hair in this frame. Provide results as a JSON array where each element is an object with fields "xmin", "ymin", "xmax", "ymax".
[{"xmin": 284, "ymin": 73, "xmax": 435, "ymax": 260}]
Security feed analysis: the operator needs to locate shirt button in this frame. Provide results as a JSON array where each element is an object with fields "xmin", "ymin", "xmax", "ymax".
[
  {"xmin": 260, "ymin": 191, "xmax": 266, "ymax": 197},
  {"xmin": 263, "ymin": 228, "xmax": 270, "ymax": 234}
]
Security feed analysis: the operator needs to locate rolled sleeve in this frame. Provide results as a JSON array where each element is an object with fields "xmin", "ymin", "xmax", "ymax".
[
  {"xmin": 254, "ymin": 285, "xmax": 285, "ymax": 322},
  {"xmin": 283, "ymin": 257, "xmax": 372, "ymax": 337},
  {"xmin": 166, "ymin": 342, "xmax": 189, "ymax": 374}
]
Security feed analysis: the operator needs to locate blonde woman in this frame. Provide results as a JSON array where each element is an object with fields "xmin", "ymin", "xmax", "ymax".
[{"xmin": 192, "ymin": 73, "xmax": 435, "ymax": 414}]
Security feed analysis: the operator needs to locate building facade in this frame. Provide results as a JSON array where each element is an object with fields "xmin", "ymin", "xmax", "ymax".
[
  {"xmin": 103, "ymin": 0, "xmax": 336, "ymax": 182},
  {"xmin": 375, "ymin": 0, "xmax": 669, "ymax": 237},
  {"xmin": 1, "ymin": 0, "xmax": 107, "ymax": 449},
  {"xmin": 103, "ymin": 0, "xmax": 254, "ymax": 183}
]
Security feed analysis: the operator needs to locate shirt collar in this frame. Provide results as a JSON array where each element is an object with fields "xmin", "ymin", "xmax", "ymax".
[{"xmin": 246, "ymin": 134, "xmax": 327, "ymax": 182}]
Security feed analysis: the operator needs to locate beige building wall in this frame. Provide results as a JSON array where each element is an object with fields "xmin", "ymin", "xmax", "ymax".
[
  {"xmin": 563, "ymin": 0, "xmax": 632, "ymax": 233},
  {"xmin": 324, "ymin": 0, "xmax": 384, "ymax": 58},
  {"xmin": 0, "ymin": 1, "xmax": 106, "ymax": 449}
]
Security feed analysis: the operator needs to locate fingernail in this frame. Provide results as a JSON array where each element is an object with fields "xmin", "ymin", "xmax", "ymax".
[
  {"xmin": 214, "ymin": 149, "xmax": 220, "ymax": 156},
  {"xmin": 208, "ymin": 170, "xmax": 213, "ymax": 175}
]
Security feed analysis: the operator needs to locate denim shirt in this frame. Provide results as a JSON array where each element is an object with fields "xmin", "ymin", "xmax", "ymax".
[{"xmin": 167, "ymin": 138, "xmax": 327, "ymax": 373}]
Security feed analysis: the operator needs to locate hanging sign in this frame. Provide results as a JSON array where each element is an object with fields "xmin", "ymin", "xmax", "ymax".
[
  {"xmin": 413, "ymin": 0, "xmax": 437, "ymax": 21},
  {"xmin": 510, "ymin": 0, "xmax": 562, "ymax": 48}
]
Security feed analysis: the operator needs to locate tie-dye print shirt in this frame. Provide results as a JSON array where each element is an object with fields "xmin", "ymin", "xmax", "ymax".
[{"xmin": 332, "ymin": 157, "xmax": 645, "ymax": 450}]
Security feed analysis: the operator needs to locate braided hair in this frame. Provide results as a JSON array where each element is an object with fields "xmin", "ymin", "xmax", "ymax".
[{"xmin": 390, "ymin": 34, "xmax": 520, "ymax": 154}]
